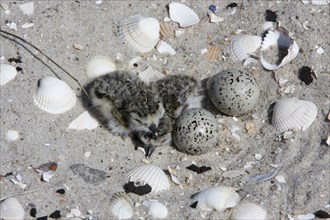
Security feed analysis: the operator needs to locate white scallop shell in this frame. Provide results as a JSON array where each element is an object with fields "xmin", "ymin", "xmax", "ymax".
[
  {"xmin": 6, "ymin": 130, "xmax": 20, "ymax": 141},
  {"xmin": 33, "ymin": 76, "xmax": 77, "ymax": 114},
  {"xmin": 138, "ymin": 66, "xmax": 165, "ymax": 84},
  {"xmin": 67, "ymin": 111, "xmax": 99, "ymax": 131},
  {"xmin": 125, "ymin": 164, "xmax": 170, "ymax": 193},
  {"xmin": 260, "ymin": 28, "xmax": 299, "ymax": 70},
  {"xmin": 231, "ymin": 35, "xmax": 262, "ymax": 61},
  {"xmin": 192, "ymin": 186, "xmax": 240, "ymax": 211},
  {"xmin": 0, "ymin": 64, "xmax": 17, "ymax": 86},
  {"xmin": 169, "ymin": 2, "xmax": 200, "ymax": 27},
  {"xmin": 109, "ymin": 192, "xmax": 134, "ymax": 219},
  {"xmin": 143, "ymin": 200, "xmax": 168, "ymax": 219},
  {"xmin": 271, "ymin": 98, "xmax": 318, "ymax": 133},
  {"xmin": 86, "ymin": 56, "xmax": 116, "ymax": 79},
  {"xmin": 156, "ymin": 40, "xmax": 176, "ymax": 55},
  {"xmin": 118, "ymin": 15, "xmax": 160, "ymax": 53},
  {"xmin": 231, "ymin": 202, "xmax": 267, "ymax": 220},
  {"xmin": 0, "ymin": 197, "xmax": 25, "ymax": 220}
]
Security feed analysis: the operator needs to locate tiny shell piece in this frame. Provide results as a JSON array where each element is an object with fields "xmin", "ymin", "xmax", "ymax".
[
  {"xmin": 138, "ymin": 66, "xmax": 165, "ymax": 84},
  {"xmin": 143, "ymin": 200, "xmax": 168, "ymax": 219},
  {"xmin": 125, "ymin": 164, "xmax": 170, "ymax": 193},
  {"xmin": 109, "ymin": 192, "xmax": 134, "ymax": 219},
  {"xmin": 160, "ymin": 21, "xmax": 175, "ymax": 39},
  {"xmin": 231, "ymin": 35, "xmax": 262, "ymax": 61},
  {"xmin": 33, "ymin": 76, "xmax": 77, "ymax": 114},
  {"xmin": 86, "ymin": 56, "xmax": 117, "ymax": 79},
  {"xmin": 206, "ymin": 45, "xmax": 220, "ymax": 61},
  {"xmin": 156, "ymin": 41, "xmax": 176, "ymax": 55},
  {"xmin": 0, "ymin": 64, "xmax": 17, "ymax": 86},
  {"xmin": 6, "ymin": 130, "xmax": 19, "ymax": 142},
  {"xmin": 118, "ymin": 15, "xmax": 160, "ymax": 53},
  {"xmin": 208, "ymin": 11, "xmax": 224, "ymax": 23},
  {"xmin": 191, "ymin": 186, "xmax": 240, "ymax": 211},
  {"xmin": 19, "ymin": 2, "xmax": 34, "ymax": 16},
  {"xmin": 0, "ymin": 197, "xmax": 25, "ymax": 220},
  {"xmin": 271, "ymin": 98, "xmax": 317, "ymax": 133},
  {"xmin": 67, "ymin": 111, "xmax": 99, "ymax": 131},
  {"xmin": 231, "ymin": 202, "xmax": 267, "ymax": 220},
  {"xmin": 169, "ymin": 2, "xmax": 200, "ymax": 27}
]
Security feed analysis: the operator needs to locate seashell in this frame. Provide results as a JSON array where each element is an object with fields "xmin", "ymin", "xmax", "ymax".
[
  {"xmin": 311, "ymin": 0, "xmax": 330, "ymax": 5},
  {"xmin": 67, "ymin": 111, "xmax": 99, "ymax": 131},
  {"xmin": 143, "ymin": 200, "xmax": 168, "ymax": 219},
  {"xmin": 0, "ymin": 197, "xmax": 25, "ymax": 220},
  {"xmin": 191, "ymin": 186, "xmax": 240, "ymax": 211},
  {"xmin": 271, "ymin": 98, "xmax": 317, "ymax": 133},
  {"xmin": 118, "ymin": 15, "xmax": 160, "ymax": 53},
  {"xmin": 109, "ymin": 192, "xmax": 134, "ymax": 219},
  {"xmin": 231, "ymin": 35, "xmax": 262, "ymax": 61},
  {"xmin": 6, "ymin": 130, "xmax": 19, "ymax": 142},
  {"xmin": 125, "ymin": 164, "xmax": 170, "ymax": 193},
  {"xmin": 138, "ymin": 66, "xmax": 165, "ymax": 84},
  {"xmin": 206, "ymin": 45, "xmax": 220, "ymax": 61},
  {"xmin": 160, "ymin": 21, "xmax": 175, "ymax": 39},
  {"xmin": 260, "ymin": 28, "xmax": 299, "ymax": 70},
  {"xmin": 86, "ymin": 56, "xmax": 116, "ymax": 79},
  {"xmin": 33, "ymin": 76, "xmax": 77, "ymax": 114},
  {"xmin": 208, "ymin": 11, "xmax": 224, "ymax": 23},
  {"xmin": 156, "ymin": 41, "xmax": 176, "ymax": 55},
  {"xmin": 0, "ymin": 64, "xmax": 17, "ymax": 86},
  {"xmin": 231, "ymin": 202, "xmax": 267, "ymax": 220},
  {"xmin": 168, "ymin": 2, "xmax": 200, "ymax": 27}
]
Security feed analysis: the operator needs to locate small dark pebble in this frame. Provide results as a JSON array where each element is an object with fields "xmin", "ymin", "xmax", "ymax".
[
  {"xmin": 124, "ymin": 181, "xmax": 152, "ymax": 195},
  {"xmin": 30, "ymin": 207, "xmax": 37, "ymax": 218},
  {"xmin": 49, "ymin": 210, "xmax": 61, "ymax": 219},
  {"xmin": 265, "ymin": 9, "xmax": 277, "ymax": 22},
  {"xmin": 16, "ymin": 67, "xmax": 23, "ymax": 72},
  {"xmin": 186, "ymin": 164, "xmax": 212, "ymax": 174},
  {"xmin": 314, "ymin": 210, "xmax": 330, "ymax": 218},
  {"xmin": 299, "ymin": 66, "xmax": 314, "ymax": 85},
  {"xmin": 36, "ymin": 216, "xmax": 48, "ymax": 220},
  {"xmin": 190, "ymin": 201, "xmax": 198, "ymax": 208},
  {"xmin": 4, "ymin": 172, "xmax": 13, "ymax": 177},
  {"xmin": 56, "ymin": 189, "xmax": 65, "ymax": 194},
  {"xmin": 8, "ymin": 56, "xmax": 23, "ymax": 63},
  {"xmin": 226, "ymin": 3, "xmax": 238, "ymax": 9},
  {"xmin": 208, "ymin": 5, "xmax": 217, "ymax": 13}
]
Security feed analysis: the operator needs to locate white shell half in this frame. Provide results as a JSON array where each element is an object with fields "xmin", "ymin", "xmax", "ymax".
[
  {"xmin": 67, "ymin": 111, "xmax": 99, "ymax": 131},
  {"xmin": 231, "ymin": 35, "xmax": 262, "ymax": 61},
  {"xmin": 125, "ymin": 164, "xmax": 170, "ymax": 193},
  {"xmin": 156, "ymin": 41, "xmax": 176, "ymax": 55},
  {"xmin": 0, "ymin": 197, "xmax": 25, "ymax": 220},
  {"xmin": 260, "ymin": 28, "xmax": 299, "ymax": 70},
  {"xmin": 271, "ymin": 98, "xmax": 318, "ymax": 133},
  {"xmin": 33, "ymin": 76, "xmax": 77, "ymax": 114},
  {"xmin": 119, "ymin": 15, "xmax": 160, "ymax": 53},
  {"xmin": 0, "ymin": 64, "xmax": 17, "ymax": 86},
  {"xmin": 192, "ymin": 186, "xmax": 240, "ymax": 211},
  {"xmin": 231, "ymin": 202, "xmax": 267, "ymax": 220},
  {"xmin": 109, "ymin": 192, "xmax": 134, "ymax": 219},
  {"xmin": 6, "ymin": 130, "xmax": 20, "ymax": 141},
  {"xmin": 169, "ymin": 2, "xmax": 200, "ymax": 27},
  {"xmin": 143, "ymin": 200, "xmax": 168, "ymax": 219},
  {"xmin": 86, "ymin": 56, "xmax": 116, "ymax": 79}
]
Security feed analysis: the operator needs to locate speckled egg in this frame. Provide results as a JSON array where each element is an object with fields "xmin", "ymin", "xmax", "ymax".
[
  {"xmin": 172, "ymin": 108, "xmax": 218, "ymax": 155},
  {"xmin": 206, "ymin": 69, "xmax": 260, "ymax": 116}
]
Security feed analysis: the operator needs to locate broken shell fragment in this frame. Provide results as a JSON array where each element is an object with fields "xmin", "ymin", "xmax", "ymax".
[
  {"xmin": 86, "ymin": 56, "xmax": 116, "ymax": 79},
  {"xmin": 191, "ymin": 186, "xmax": 240, "ymax": 211},
  {"xmin": 138, "ymin": 66, "xmax": 165, "ymax": 84},
  {"xmin": 0, "ymin": 64, "xmax": 17, "ymax": 86},
  {"xmin": 67, "ymin": 111, "xmax": 99, "ymax": 131},
  {"xmin": 156, "ymin": 41, "xmax": 176, "ymax": 55},
  {"xmin": 143, "ymin": 200, "xmax": 168, "ymax": 219},
  {"xmin": 231, "ymin": 35, "xmax": 262, "ymax": 61},
  {"xmin": 169, "ymin": 2, "xmax": 200, "ymax": 27},
  {"xmin": 33, "ymin": 76, "xmax": 77, "ymax": 114},
  {"xmin": 118, "ymin": 15, "xmax": 160, "ymax": 53},
  {"xmin": 6, "ymin": 130, "xmax": 20, "ymax": 142},
  {"xmin": 271, "ymin": 98, "xmax": 317, "ymax": 133},
  {"xmin": 231, "ymin": 202, "xmax": 267, "ymax": 220},
  {"xmin": 19, "ymin": 2, "xmax": 34, "ymax": 16},
  {"xmin": 206, "ymin": 45, "xmax": 220, "ymax": 61},
  {"xmin": 160, "ymin": 21, "xmax": 175, "ymax": 39},
  {"xmin": 260, "ymin": 28, "xmax": 299, "ymax": 70},
  {"xmin": 0, "ymin": 197, "xmax": 25, "ymax": 220},
  {"xmin": 109, "ymin": 192, "xmax": 134, "ymax": 219},
  {"xmin": 125, "ymin": 164, "xmax": 170, "ymax": 193}
]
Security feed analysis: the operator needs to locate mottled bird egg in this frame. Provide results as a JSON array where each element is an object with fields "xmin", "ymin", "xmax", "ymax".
[
  {"xmin": 173, "ymin": 108, "xmax": 218, "ymax": 155},
  {"xmin": 206, "ymin": 69, "xmax": 260, "ymax": 116}
]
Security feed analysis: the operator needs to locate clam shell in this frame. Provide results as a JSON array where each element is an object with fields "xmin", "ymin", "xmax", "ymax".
[
  {"xmin": 231, "ymin": 35, "xmax": 262, "ymax": 61},
  {"xmin": 125, "ymin": 164, "xmax": 170, "ymax": 193},
  {"xmin": 33, "ymin": 76, "xmax": 77, "ymax": 114},
  {"xmin": 143, "ymin": 200, "xmax": 168, "ymax": 219},
  {"xmin": 0, "ymin": 64, "xmax": 17, "ymax": 86},
  {"xmin": 231, "ymin": 202, "xmax": 267, "ymax": 220},
  {"xmin": 260, "ymin": 28, "xmax": 299, "ymax": 70},
  {"xmin": 67, "ymin": 111, "xmax": 99, "ymax": 131},
  {"xmin": 0, "ymin": 197, "xmax": 25, "ymax": 220},
  {"xmin": 169, "ymin": 2, "xmax": 200, "ymax": 27},
  {"xmin": 86, "ymin": 56, "xmax": 116, "ymax": 79},
  {"xmin": 271, "ymin": 98, "xmax": 317, "ymax": 133},
  {"xmin": 192, "ymin": 186, "xmax": 240, "ymax": 211},
  {"xmin": 118, "ymin": 15, "xmax": 160, "ymax": 53},
  {"xmin": 109, "ymin": 192, "xmax": 134, "ymax": 219}
]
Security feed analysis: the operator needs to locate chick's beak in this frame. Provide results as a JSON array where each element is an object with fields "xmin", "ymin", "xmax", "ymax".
[{"xmin": 149, "ymin": 123, "xmax": 158, "ymax": 137}]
